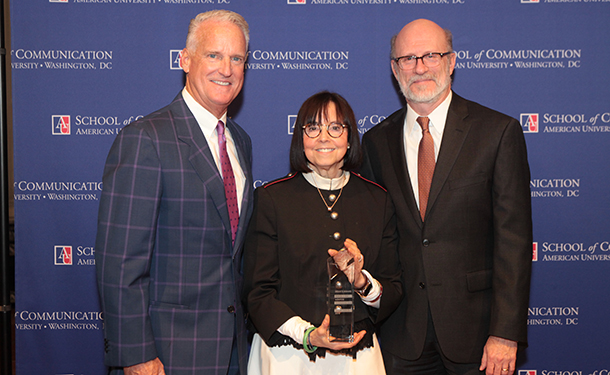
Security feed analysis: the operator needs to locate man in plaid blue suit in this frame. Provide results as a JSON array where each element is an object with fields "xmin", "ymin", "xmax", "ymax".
[{"xmin": 95, "ymin": 10, "xmax": 253, "ymax": 375}]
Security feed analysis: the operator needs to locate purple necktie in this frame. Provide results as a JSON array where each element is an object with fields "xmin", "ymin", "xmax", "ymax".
[
  {"xmin": 217, "ymin": 120, "xmax": 239, "ymax": 243},
  {"xmin": 417, "ymin": 116, "xmax": 435, "ymax": 221}
]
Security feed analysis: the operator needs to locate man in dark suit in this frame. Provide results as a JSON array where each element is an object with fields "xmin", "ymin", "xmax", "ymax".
[
  {"xmin": 95, "ymin": 10, "xmax": 253, "ymax": 375},
  {"xmin": 360, "ymin": 19, "xmax": 532, "ymax": 375}
]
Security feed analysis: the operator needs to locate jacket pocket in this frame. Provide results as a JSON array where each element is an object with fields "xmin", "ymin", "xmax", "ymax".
[
  {"xmin": 449, "ymin": 173, "xmax": 488, "ymax": 190},
  {"xmin": 466, "ymin": 269, "xmax": 492, "ymax": 292},
  {"xmin": 150, "ymin": 301, "xmax": 190, "ymax": 310}
]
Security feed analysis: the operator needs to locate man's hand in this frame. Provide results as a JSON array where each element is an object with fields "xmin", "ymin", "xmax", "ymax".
[
  {"xmin": 479, "ymin": 336, "xmax": 518, "ymax": 375},
  {"xmin": 124, "ymin": 357, "xmax": 165, "ymax": 375}
]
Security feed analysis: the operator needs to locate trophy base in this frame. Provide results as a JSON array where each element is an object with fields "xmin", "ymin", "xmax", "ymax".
[{"xmin": 328, "ymin": 329, "xmax": 354, "ymax": 343}]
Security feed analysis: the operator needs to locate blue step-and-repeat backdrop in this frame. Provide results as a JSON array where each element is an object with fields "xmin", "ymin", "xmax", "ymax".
[{"xmin": 9, "ymin": 0, "xmax": 610, "ymax": 374}]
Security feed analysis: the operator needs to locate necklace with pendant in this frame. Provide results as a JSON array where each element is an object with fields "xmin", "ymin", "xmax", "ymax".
[{"xmin": 312, "ymin": 172, "xmax": 345, "ymax": 219}]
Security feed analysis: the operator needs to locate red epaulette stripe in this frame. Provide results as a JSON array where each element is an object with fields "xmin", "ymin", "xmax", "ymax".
[
  {"xmin": 263, "ymin": 173, "xmax": 298, "ymax": 189},
  {"xmin": 351, "ymin": 172, "xmax": 387, "ymax": 192}
]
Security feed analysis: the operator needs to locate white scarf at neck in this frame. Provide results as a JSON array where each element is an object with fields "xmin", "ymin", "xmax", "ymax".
[{"xmin": 303, "ymin": 169, "xmax": 350, "ymax": 191}]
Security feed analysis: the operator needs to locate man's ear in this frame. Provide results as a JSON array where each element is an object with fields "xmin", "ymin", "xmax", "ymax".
[
  {"xmin": 180, "ymin": 48, "xmax": 190, "ymax": 73},
  {"xmin": 391, "ymin": 60, "xmax": 399, "ymax": 82},
  {"xmin": 448, "ymin": 53, "xmax": 457, "ymax": 76}
]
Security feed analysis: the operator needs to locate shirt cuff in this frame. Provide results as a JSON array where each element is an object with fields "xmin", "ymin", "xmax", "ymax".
[
  {"xmin": 277, "ymin": 316, "xmax": 314, "ymax": 344},
  {"xmin": 359, "ymin": 269, "xmax": 382, "ymax": 308}
]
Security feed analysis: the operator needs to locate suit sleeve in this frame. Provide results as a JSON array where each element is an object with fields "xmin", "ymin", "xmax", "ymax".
[
  {"xmin": 489, "ymin": 118, "xmax": 533, "ymax": 345},
  {"xmin": 242, "ymin": 187, "xmax": 300, "ymax": 343},
  {"xmin": 95, "ymin": 123, "xmax": 162, "ymax": 367},
  {"xmin": 360, "ymin": 132, "xmax": 380, "ymax": 184},
  {"xmin": 368, "ymin": 193, "xmax": 403, "ymax": 323}
]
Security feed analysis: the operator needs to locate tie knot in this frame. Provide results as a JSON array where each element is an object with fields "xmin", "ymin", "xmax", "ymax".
[
  {"xmin": 217, "ymin": 120, "xmax": 225, "ymax": 135},
  {"xmin": 417, "ymin": 116, "xmax": 430, "ymax": 132}
]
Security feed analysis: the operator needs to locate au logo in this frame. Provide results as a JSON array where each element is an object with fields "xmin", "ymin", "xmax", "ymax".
[
  {"xmin": 520, "ymin": 0, "xmax": 539, "ymax": 3},
  {"xmin": 520, "ymin": 113, "xmax": 538, "ymax": 133},
  {"xmin": 170, "ymin": 50, "xmax": 183, "ymax": 70},
  {"xmin": 519, "ymin": 371, "xmax": 537, "ymax": 375},
  {"xmin": 55, "ymin": 245, "xmax": 73, "ymax": 265},
  {"xmin": 52, "ymin": 115, "xmax": 71, "ymax": 135},
  {"xmin": 287, "ymin": 115, "xmax": 297, "ymax": 135},
  {"xmin": 287, "ymin": 0, "xmax": 306, "ymax": 4},
  {"xmin": 532, "ymin": 242, "xmax": 538, "ymax": 262}
]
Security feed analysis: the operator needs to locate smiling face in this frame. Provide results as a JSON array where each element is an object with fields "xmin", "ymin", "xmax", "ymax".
[
  {"xmin": 391, "ymin": 19, "xmax": 456, "ymax": 115},
  {"xmin": 181, "ymin": 19, "xmax": 247, "ymax": 118},
  {"xmin": 303, "ymin": 101, "xmax": 349, "ymax": 179}
]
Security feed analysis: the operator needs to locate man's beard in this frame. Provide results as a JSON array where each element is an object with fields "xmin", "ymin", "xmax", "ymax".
[{"xmin": 400, "ymin": 64, "xmax": 452, "ymax": 104}]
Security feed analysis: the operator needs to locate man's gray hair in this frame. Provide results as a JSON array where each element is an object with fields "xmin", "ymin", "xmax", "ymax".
[{"xmin": 186, "ymin": 10, "xmax": 250, "ymax": 51}]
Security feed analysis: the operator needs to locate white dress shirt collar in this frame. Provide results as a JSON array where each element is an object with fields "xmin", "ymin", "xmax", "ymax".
[
  {"xmin": 182, "ymin": 87, "xmax": 227, "ymax": 134},
  {"xmin": 405, "ymin": 90, "xmax": 453, "ymax": 142}
]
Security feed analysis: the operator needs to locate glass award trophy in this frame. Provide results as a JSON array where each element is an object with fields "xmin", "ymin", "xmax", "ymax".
[{"xmin": 327, "ymin": 251, "xmax": 355, "ymax": 342}]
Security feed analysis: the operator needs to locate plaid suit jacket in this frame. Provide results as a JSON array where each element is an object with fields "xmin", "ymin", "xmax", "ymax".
[{"xmin": 95, "ymin": 93, "xmax": 253, "ymax": 374}]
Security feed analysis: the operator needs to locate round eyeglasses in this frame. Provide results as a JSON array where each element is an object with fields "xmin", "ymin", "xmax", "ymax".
[
  {"xmin": 393, "ymin": 51, "xmax": 453, "ymax": 70},
  {"xmin": 303, "ymin": 122, "xmax": 347, "ymax": 138}
]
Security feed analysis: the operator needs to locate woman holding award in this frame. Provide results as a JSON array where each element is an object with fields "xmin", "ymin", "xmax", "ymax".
[{"xmin": 243, "ymin": 91, "xmax": 403, "ymax": 374}]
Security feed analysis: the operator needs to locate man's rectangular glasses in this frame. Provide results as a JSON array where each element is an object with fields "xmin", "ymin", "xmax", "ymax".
[{"xmin": 393, "ymin": 52, "xmax": 453, "ymax": 69}]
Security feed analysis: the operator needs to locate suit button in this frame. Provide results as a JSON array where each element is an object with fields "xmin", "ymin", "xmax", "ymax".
[
  {"xmin": 227, "ymin": 305, "xmax": 235, "ymax": 313},
  {"xmin": 422, "ymin": 239, "xmax": 430, "ymax": 247},
  {"xmin": 419, "ymin": 282, "xmax": 426, "ymax": 289}
]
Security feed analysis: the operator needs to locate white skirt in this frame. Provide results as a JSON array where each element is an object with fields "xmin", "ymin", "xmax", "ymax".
[{"xmin": 247, "ymin": 333, "xmax": 386, "ymax": 375}]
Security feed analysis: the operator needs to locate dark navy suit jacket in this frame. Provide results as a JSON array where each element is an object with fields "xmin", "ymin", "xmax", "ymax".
[{"xmin": 95, "ymin": 93, "xmax": 253, "ymax": 374}]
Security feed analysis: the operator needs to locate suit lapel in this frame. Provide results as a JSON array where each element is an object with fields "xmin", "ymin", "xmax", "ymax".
[
  {"xmin": 384, "ymin": 109, "xmax": 424, "ymax": 228},
  {"xmin": 170, "ymin": 96, "xmax": 233, "ymax": 243},
  {"xmin": 426, "ymin": 93, "xmax": 471, "ymax": 218}
]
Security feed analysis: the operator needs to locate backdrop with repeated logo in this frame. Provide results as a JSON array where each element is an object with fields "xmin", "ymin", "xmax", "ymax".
[{"xmin": 9, "ymin": 0, "xmax": 610, "ymax": 374}]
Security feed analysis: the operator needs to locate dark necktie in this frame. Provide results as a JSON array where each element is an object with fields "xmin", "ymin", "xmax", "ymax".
[
  {"xmin": 417, "ymin": 116, "xmax": 435, "ymax": 221},
  {"xmin": 217, "ymin": 120, "xmax": 239, "ymax": 243}
]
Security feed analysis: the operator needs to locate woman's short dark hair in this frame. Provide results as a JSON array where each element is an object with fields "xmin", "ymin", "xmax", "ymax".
[{"xmin": 290, "ymin": 91, "xmax": 362, "ymax": 173}]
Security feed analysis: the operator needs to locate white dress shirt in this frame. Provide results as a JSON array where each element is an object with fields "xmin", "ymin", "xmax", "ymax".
[
  {"xmin": 403, "ymin": 91, "xmax": 452, "ymax": 209},
  {"xmin": 182, "ymin": 88, "xmax": 246, "ymax": 213}
]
